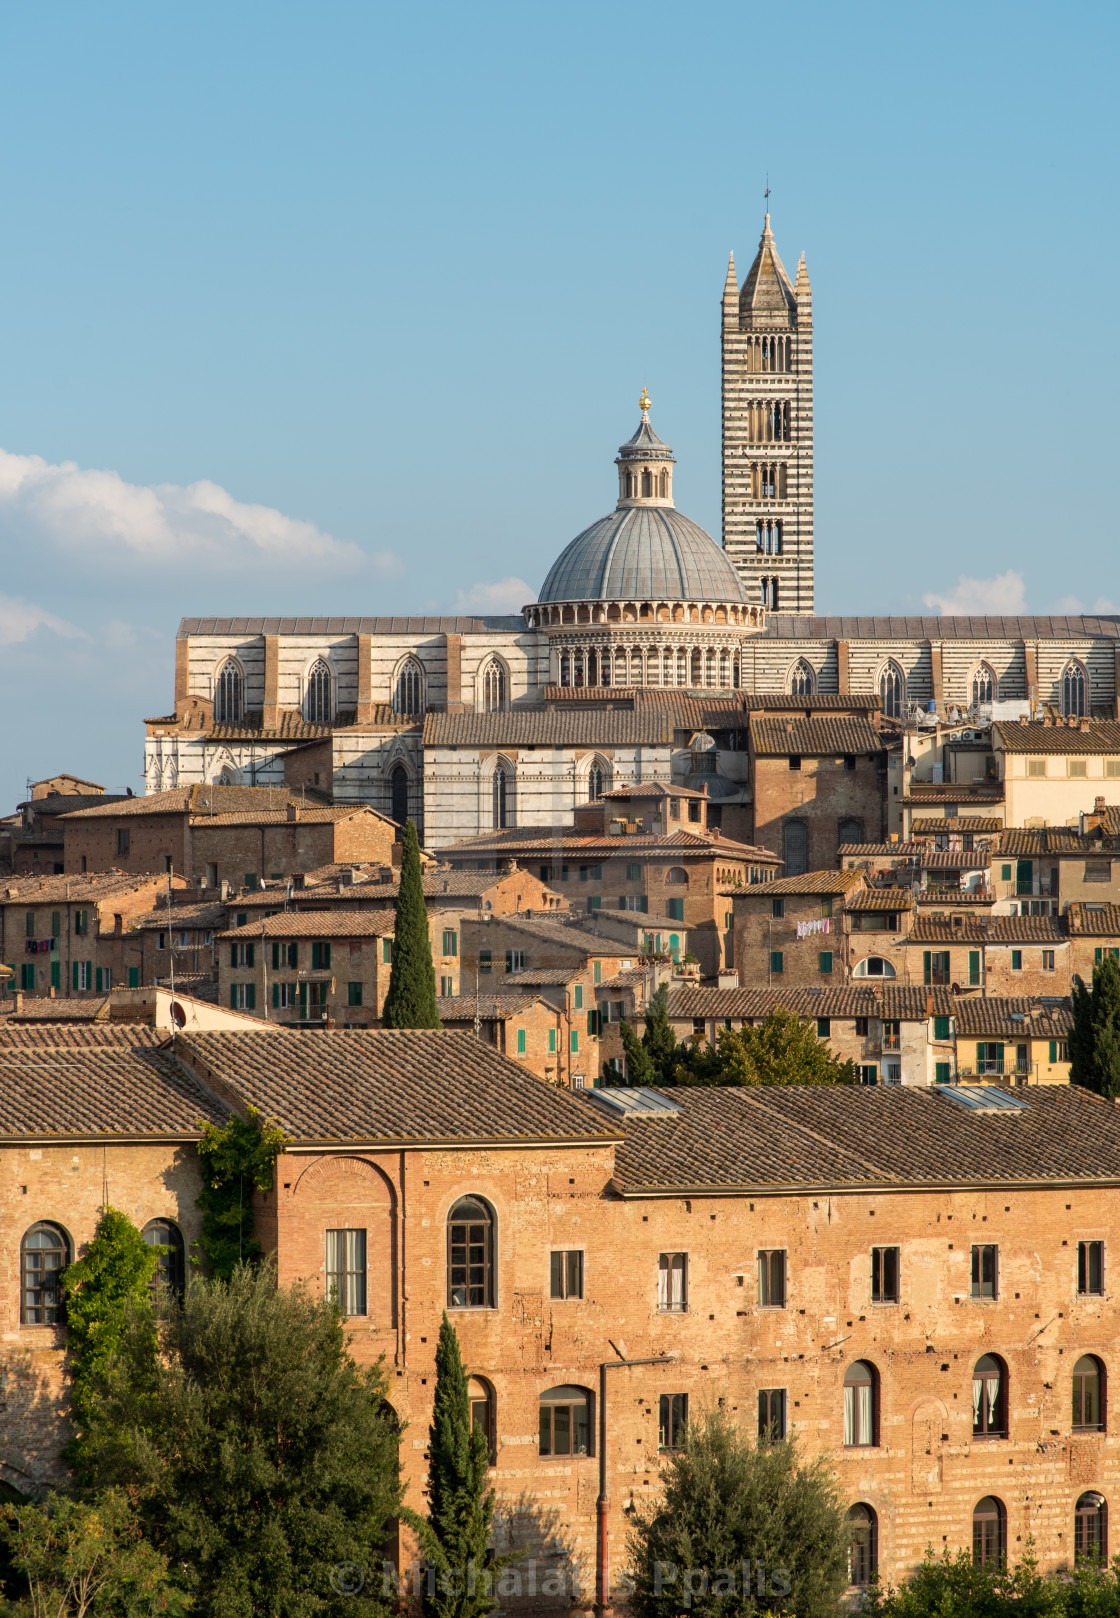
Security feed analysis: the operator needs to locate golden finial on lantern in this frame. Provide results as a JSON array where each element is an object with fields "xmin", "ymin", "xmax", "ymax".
[{"xmin": 639, "ymin": 386, "xmax": 651, "ymax": 414}]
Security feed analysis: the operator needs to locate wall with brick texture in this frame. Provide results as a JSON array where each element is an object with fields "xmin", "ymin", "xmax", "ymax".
[{"xmin": 751, "ymin": 754, "xmax": 885, "ymax": 872}]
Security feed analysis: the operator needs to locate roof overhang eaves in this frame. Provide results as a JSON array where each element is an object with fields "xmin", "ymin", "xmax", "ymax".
[
  {"xmin": 0, "ymin": 1130, "xmax": 207, "ymax": 1147},
  {"xmin": 278, "ymin": 1132, "xmax": 623, "ymax": 1153},
  {"xmin": 610, "ymin": 1174, "xmax": 1120, "ymax": 1199}
]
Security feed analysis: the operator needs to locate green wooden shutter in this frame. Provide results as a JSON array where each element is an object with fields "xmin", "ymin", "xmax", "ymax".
[
  {"xmin": 127, "ymin": 966, "xmax": 139, "ymax": 988},
  {"xmin": 517, "ymin": 1029, "xmax": 526, "ymax": 1054},
  {"xmin": 969, "ymin": 950, "xmax": 981, "ymax": 986},
  {"xmin": 1050, "ymin": 1039, "xmax": 1057, "ymax": 1063},
  {"xmin": 230, "ymin": 943, "xmax": 238, "ymax": 968},
  {"xmin": 819, "ymin": 951, "xmax": 833, "ymax": 974},
  {"xmin": 923, "ymin": 950, "xmax": 931, "ymax": 985},
  {"xmin": 548, "ymin": 1028, "xmax": 556, "ymax": 1053},
  {"xmin": 272, "ymin": 983, "xmax": 279, "ymax": 1009},
  {"xmin": 230, "ymin": 985, "xmax": 238, "ymax": 1009},
  {"xmin": 52, "ymin": 962, "xmax": 62, "ymax": 989},
  {"xmin": 935, "ymin": 1061, "xmax": 951, "ymax": 1084},
  {"xmin": 73, "ymin": 961, "xmax": 79, "ymax": 990},
  {"xmin": 570, "ymin": 1030, "xmax": 579, "ymax": 1054},
  {"xmin": 247, "ymin": 983, "xmax": 256, "ymax": 1010}
]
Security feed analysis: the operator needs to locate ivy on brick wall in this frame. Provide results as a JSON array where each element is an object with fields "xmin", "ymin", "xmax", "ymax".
[{"xmin": 196, "ymin": 1107, "xmax": 287, "ymax": 1279}]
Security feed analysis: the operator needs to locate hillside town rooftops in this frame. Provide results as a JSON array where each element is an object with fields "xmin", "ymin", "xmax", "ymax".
[
  {"xmin": 745, "ymin": 870, "xmax": 864, "ymax": 898},
  {"xmin": 750, "ymin": 716, "xmax": 882, "ymax": 756},
  {"xmin": 995, "ymin": 721, "xmax": 1120, "ymax": 754},
  {"xmin": 218, "ymin": 910, "xmax": 396, "ymax": 940}
]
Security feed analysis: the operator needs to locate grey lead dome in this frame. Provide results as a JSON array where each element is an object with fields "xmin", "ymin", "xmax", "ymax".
[{"xmin": 538, "ymin": 506, "xmax": 747, "ymax": 605}]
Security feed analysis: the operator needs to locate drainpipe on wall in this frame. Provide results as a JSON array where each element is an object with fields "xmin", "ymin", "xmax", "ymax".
[{"xmin": 596, "ymin": 1349, "xmax": 676, "ymax": 1614}]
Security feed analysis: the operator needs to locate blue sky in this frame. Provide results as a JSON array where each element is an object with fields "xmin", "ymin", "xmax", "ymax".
[{"xmin": 0, "ymin": 0, "xmax": 1116, "ymax": 802}]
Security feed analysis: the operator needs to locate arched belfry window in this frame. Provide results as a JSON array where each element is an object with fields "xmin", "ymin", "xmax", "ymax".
[
  {"xmin": 879, "ymin": 662, "xmax": 904, "ymax": 721},
  {"xmin": 1063, "ymin": 661, "xmax": 1087, "ymax": 718},
  {"xmin": 394, "ymin": 658, "xmax": 424, "ymax": 717},
  {"xmin": 305, "ymin": 659, "xmax": 333, "ymax": 724},
  {"xmin": 214, "ymin": 660, "xmax": 243, "ymax": 723},
  {"xmin": 21, "ymin": 1223, "xmax": 70, "ymax": 1325},
  {"xmin": 447, "ymin": 1197, "xmax": 494, "ymax": 1309},
  {"xmin": 482, "ymin": 659, "xmax": 507, "ymax": 713},
  {"xmin": 789, "ymin": 659, "xmax": 814, "ymax": 697},
  {"xmin": 493, "ymin": 765, "xmax": 509, "ymax": 828}
]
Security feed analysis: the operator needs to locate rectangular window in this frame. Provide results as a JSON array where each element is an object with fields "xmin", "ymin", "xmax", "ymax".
[
  {"xmin": 50, "ymin": 911, "xmax": 60, "ymax": 938},
  {"xmin": 550, "ymin": 1250, "xmax": 584, "ymax": 1299},
  {"xmin": 856, "ymin": 1016, "xmax": 869, "ymax": 1037},
  {"xmin": 24, "ymin": 911, "xmax": 34, "ymax": 938},
  {"xmin": 971, "ymin": 1244, "xmax": 998, "ymax": 1299},
  {"xmin": 1050, "ymin": 1038, "xmax": 1069, "ymax": 1062},
  {"xmin": 116, "ymin": 828, "xmax": 130, "ymax": 856},
  {"xmin": 548, "ymin": 1028, "xmax": 556, "ymax": 1054},
  {"xmin": 440, "ymin": 975, "xmax": 454, "ymax": 995},
  {"xmin": 666, "ymin": 897, "xmax": 684, "ymax": 921},
  {"xmin": 127, "ymin": 966, "xmax": 139, "ymax": 988},
  {"xmin": 325, "ymin": 1228, "xmax": 367, "ymax": 1316},
  {"xmin": 819, "ymin": 950, "xmax": 833, "ymax": 975},
  {"xmin": 1027, "ymin": 758, "xmax": 1047, "ymax": 778},
  {"xmin": 229, "ymin": 941, "xmax": 255, "ymax": 968},
  {"xmin": 627, "ymin": 862, "xmax": 641, "ymax": 881},
  {"xmin": 658, "ymin": 1252, "xmax": 687, "ymax": 1312},
  {"xmin": 1107, "ymin": 760, "xmax": 1120, "ymax": 778},
  {"xmin": 772, "ymin": 898, "xmax": 784, "ymax": 919},
  {"xmin": 1011, "ymin": 949, "xmax": 1022, "ymax": 971},
  {"xmin": 933, "ymin": 1015, "xmax": 951, "ymax": 1040},
  {"xmin": 95, "ymin": 967, "xmax": 109, "ymax": 992},
  {"xmin": 1068, "ymin": 760, "xmax": 1088, "ymax": 778},
  {"xmin": 923, "ymin": 950, "xmax": 951, "ymax": 986},
  {"xmin": 570, "ymin": 1030, "xmax": 578, "ymax": 1054},
  {"xmin": 506, "ymin": 950, "xmax": 526, "ymax": 972},
  {"xmin": 74, "ymin": 910, "xmax": 88, "ymax": 936},
  {"xmin": 478, "ymin": 948, "xmax": 491, "ymax": 973},
  {"xmin": 658, "ymin": 1393, "xmax": 688, "ymax": 1451},
  {"xmin": 817, "ymin": 1017, "xmax": 831, "ymax": 1038},
  {"xmin": 382, "ymin": 938, "xmax": 393, "ymax": 964},
  {"xmin": 859, "ymin": 1064, "xmax": 878, "ymax": 1085},
  {"xmin": 757, "ymin": 1249, "xmax": 786, "ymax": 1308},
  {"xmin": 442, "ymin": 929, "xmax": 458, "ymax": 957},
  {"xmin": 273, "ymin": 982, "xmax": 297, "ymax": 1010},
  {"xmin": 229, "ymin": 982, "xmax": 256, "ymax": 1011},
  {"xmin": 935, "ymin": 1060, "xmax": 952, "ymax": 1084},
  {"xmin": 517, "ymin": 1028, "xmax": 526, "ymax": 1054},
  {"xmin": 73, "ymin": 961, "xmax": 91, "ymax": 991},
  {"xmin": 1001, "ymin": 864, "xmax": 1012, "ymax": 881},
  {"xmin": 593, "ymin": 961, "xmax": 602, "ymax": 985},
  {"xmin": 539, "ymin": 1397, "xmax": 590, "ymax": 1457},
  {"xmin": 770, "ymin": 950, "xmax": 783, "ymax": 973},
  {"xmin": 1078, "ymin": 1240, "xmax": 1104, "ymax": 1296},
  {"xmin": 871, "ymin": 1246, "xmax": 900, "ymax": 1304},
  {"xmin": 19, "ymin": 963, "xmax": 34, "ymax": 990},
  {"xmin": 788, "ymin": 755, "xmax": 801, "ymax": 772},
  {"xmin": 574, "ymin": 985, "xmax": 583, "ymax": 1009},
  {"xmin": 347, "ymin": 982, "xmax": 363, "ymax": 1007},
  {"xmin": 1085, "ymin": 861, "xmax": 1112, "ymax": 883},
  {"xmin": 969, "ymin": 949, "xmax": 981, "ymax": 987},
  {"xmin": 311, "ymin": 941, "xmax": 331, "ymax": 970},
  {"xmin": 539, "ymin": 865, "xmax": 549, "ymax": 882},
  {"xmin": 821, "ymin": 897, "xmax": 833, "ymax": 918},
  {"xmin": 758, "ymin": 1388, "xmax": 787, "ymax": 1441}
]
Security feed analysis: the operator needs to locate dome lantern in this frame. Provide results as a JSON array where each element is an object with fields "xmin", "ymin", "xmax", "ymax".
[{"xmin": 615, "ymin": 389, "xmax": 676, "ymax": 509}]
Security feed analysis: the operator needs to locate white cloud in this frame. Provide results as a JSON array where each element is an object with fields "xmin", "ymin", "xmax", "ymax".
[
  {"xmin": 452, "ymin": 576, "xmax": 534, "ymax": 614},
  {"xmin": 0, "ymin": 592, "xmax": 85, "ymax": 647},
  {"xmin": 922, "ymin": 569, "xmax": 1028, "ymax": 615},
  {"xmin": 0, "ymin": 448, "xmax": 398, "ymax": 575}
]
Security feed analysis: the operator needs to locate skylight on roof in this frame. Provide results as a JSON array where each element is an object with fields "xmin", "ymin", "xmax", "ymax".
[
  {"xmin": 587, "ymin": 1088, "xmax": 682, "ymax": 1118},
  {"xmin": 939, "ymin": 1086, "xmax": 1027, "ymax": 1116}
]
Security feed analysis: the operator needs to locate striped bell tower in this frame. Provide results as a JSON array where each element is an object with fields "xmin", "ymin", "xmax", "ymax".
[{"xmin": 721, "ymin": 214, "xmax": 814, "ymax": 613}]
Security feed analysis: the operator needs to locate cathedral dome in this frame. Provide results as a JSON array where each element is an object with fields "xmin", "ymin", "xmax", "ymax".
[{"xmin": 536, "ymin": 393, "xmax": 745, "ymax": 606}]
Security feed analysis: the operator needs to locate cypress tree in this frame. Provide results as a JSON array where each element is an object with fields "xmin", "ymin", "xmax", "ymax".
[
  {"xmin": 615, "ymin": 1018, "xmax": 654, "ymax": 1086},
  {"xmin": 382, "ymin": 818, "xmax": 441, "ymax": 1029},
  {"xmin": 1071, "ymin": 955, "xmax": 1120, "ymax": 1099},
  {"xmin": 424, "ymin": 1314, "xmax": 511, "ymax": 1618},
  {"xmin": 642, "ymin": 984, "xmax": 678, "ymax": 1085}
]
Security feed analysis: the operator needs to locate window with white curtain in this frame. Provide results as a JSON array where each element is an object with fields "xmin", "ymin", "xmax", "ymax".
[
  {"xmin": 325, "ymin": 1228, "xmax": 367, "ymax": 1316},
  {"xmin": 843, "ymin": 1360, "xmax": 875, "ymax": 1446}
]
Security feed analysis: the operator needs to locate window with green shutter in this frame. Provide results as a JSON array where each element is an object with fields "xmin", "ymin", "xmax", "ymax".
[
  {"xmin": 517, "ymin": 1029, "xmax": 526, "ymax": 1054},
  {"xmin": 548, "ymin": 1028, "xmax": 556, "ymax": 1054},
  {"xmin": 819, "ymin": 951, "xmax": 833, "ymax": 974},
  {"xmin": 935, "ymin": 1061, "xmax": 952, "ymax": 1084},
  {"xmin": 311, "ymin": 941, "xmax": 331, "ymax": 970},
  {"xmin": 574, "ymin": 985, "xmax": 583, "ymax": 1009},
  {"xmin": 934, "ymin": 1015, "xmax": 951, "ymax": 1040},
  {"xmin": 24, "ymin": 912, "xmax": 34, "ymax": 938},
  {"xmin": 969, "ymin": 950, "xmax": 981, "ymax": 986},
  {"xmin": 478, "ymin": 947, "xmax": 491, "ymax": 973},
  {"xmin": 817, "ymin": 1017, "xmax": 830, "ymax": 1038},
  {"xmin": 74, "ymin": 910, "xmax": 87, "ymax": 936},
  {"xmin": 1001, "ymin": 864, "xmax": 1012, "ymax": 881},
  {"xmin": 348, "ymin": 982, "xmax": 363, "ymax": 1007},
  {"xmin": 627, "ymin": 863, "xmax": 641, "ymax": 881},
  {"xmin": 770, "ymin": 951, "xmax": 783, "ymax": 973},
  {"xmin": 51, "ymin": 911, "xmax": 60, "ymax": 938},
  {"xmin": 442, "ymin": 929, "xmax": 457, "ymax": 956},
  {"xmin": 587, "ymin": 896, "xmax": 602, "ymax": 912},
  {"xmin": 272, "ymin": 983, "xmax": 280, "ymax": 1008},
  {"xmin": 1011, "ymin": 950, "xmax": 1022, "ymax": 970},
  {"xmin": 52, "ymin": 961, "xmax": 61, "ymax": 989},
  {"xmin": 20, "ymin": 964, "xmax": 34, "ymax": 990},
  {"xmin": 570, "ymin": 1031, "xmax": 579, "ymax": 1054},
  {"xmin": 593, "ymin": 961, "xmax": 602, "ymax": 984},
  {"xmin": 127, "ymin": 966, "xmax": 138, "ymax": 988},
  {"xmin": 667, "ymin": 897, "xmax": 684, "ymax": 921}
]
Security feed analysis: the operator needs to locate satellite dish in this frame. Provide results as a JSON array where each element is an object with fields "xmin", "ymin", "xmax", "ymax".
[
  {"xmin": 169, "ymin": 1001, "xmax": 187, "ymax": 1029},
  {"xmin": 951, "ymin": 982, "xmax": 961, "ymax": 995}
]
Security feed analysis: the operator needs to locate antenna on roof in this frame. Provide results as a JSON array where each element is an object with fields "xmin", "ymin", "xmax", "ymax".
[
  {"xmin": 166, "ymin": 863, "xmax": 176, "ymax": 1047},
  {"xmin": 764, "ymin": 175, "xmax": 770, "ymax": 214}
]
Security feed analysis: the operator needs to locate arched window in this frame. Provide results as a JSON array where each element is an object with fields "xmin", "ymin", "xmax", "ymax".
[
  {"xmin": 789, "ymin": 659, "xmax": 815, "ymax": 697},
  {"xmin": 493, "ymin": 766, "xmax": 509, "ymax": 829},
  {"xmin": 852, "ymin": 956, "xmax": 897, "ymax": 979},
  {"xmin": 691, "ymin": 649, "xmax": 703, "ymax": 686},
  {"xmin": 971, "ymin": 663, "xmax": 995, "ymax": 707},
  {"xmin": 142, "ymin": 1219, "xmax": 185, "ymax": 1301},
  {"xmin": 559, "ymin": 653, "xmax": 571, "ymax": 687},
  {"xmin": 666, "ymin": 867, "xmax": 688, "ymax": 885},
  {"xmin": 469, "ymin": 1376, "xmax": 496, "ymax": 1464},
  {"xmin": 770, "ymin": 578, "xmax": 779, "ymax": 611},
  {"xmin": 973, "ymin": 1354, "xmax": 1007, "ymax": 1438},
  {"xmin": 214, "ymin": 661, "xmax": 243, "ymax": 723},
  {"xmin": 394, "ymin": 658, "xmax": 424, "ymax": 716},
  {"xmin": 847, "ymin": 1504, "xmax": 878, "ymax": 1587},
  {"xmin": 783, "ymin": 820, "xmax": 808, "ymax": 877},
  {"xmin": 21, "ymin": 1223, "xmax": 69, "ymax": 1325},
  {"xmin": 1063, "ymin": 661, "xmax": 1087, "ymax": 717},
  {"xmin": 676, "ymin": 649, "xmax": 687, "ymax": 687},
  {"xmin": 587, "ymin": 651, "xmax": 598, "ymax": 686},
  {"xmin": 1076, "ymin": 1492, "xmax": 1108, "ymax": 1562},
  {"xmin": 843, "ymin": 1361, "xmax": 877, "ymax": 1447},
  {"xmin": 600, "ymin": 652, "xmax": 612, "ymax": 687},
  {"xmin": 838, "ymin": 817, "xmax": 864, "ymax": 846},
  {"xmin": 641, "ymin": 469, "xmax": 652, "ymax": 498},
  {"xmin": 390, "ymin": 765, "xmax": 409, "ymax": 829},
  {"xmin": 1073, "ymin": 1355, "xmax": 1105, "ymax": 1432},
  {"xmin": 880, "ymin": 662, "xmax": 904, "ymax": 720},
  {"xmin": 719, "ymin": 650, "xmax": 729, "ymax": 688},
  {"xmin": 760, "ymin": 578, "xmax": 769, "ymax": 608},
  {"xmin": 588, "ymin": 764, "xmax": 604, "ymax": 802},
  {"xmin": 973, "ymin": 1497, "xmax": 1006, "ymax": 1568},
  {"xmin": 658, "ymin": 469, "xmax": 668, "ymax": 498},
  {"xmin": 539, "ymin": 1385, "xmax": 592, "ymax": 1457},
  {"xmin": 305, "ymin": 659, "xmax": 333, "ymax": 724},
  {"xmin": 482, "ymin": 660, "xmax": 507, "ymax": 712},
  {"xmin": 705, "ymin": 649, "xmax": 716, "ymax": 688},
  {"xmin": 447, "ymin": 1197, "xmax": 494, "ymax": 1309}
]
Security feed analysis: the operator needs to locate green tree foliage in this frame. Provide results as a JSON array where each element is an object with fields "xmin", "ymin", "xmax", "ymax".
[
  {"xmin": 61, "ymin": 1208, "xmax": 158, "ymax": 1470},
  {"xmin": 82, "ymin": 1262, "xmax": 402, "ymax": 1618},
  {"xmin": 627, "ymin": 1409, "xmax": 848, "ymax": 1618},
  {"xmin": 611, "ymin": 1017, "xmax": 654, "ymax": 1087},
  {"xmin": 0, "ymin": 1487, "xmax": 183, "ymax": 1617},
  {"xmin": 422, "ymin": 1315, "xmax": 516, "ymax": 1618},
  {"xmin": 382, "ymin": 819, "xmax": 441, "ymax": 1029},
  {"xmin": 196, "ymin": 1106, "xmax": 287, "ymax": 1279},
  {"xmin": 861, "ymin": 1542, "xmax": 1120, "ymax": 1617},
  {"xmin": 677, "ymin": 1009, "xmax": 858, "ymax": 1088},
  {"xmin": 1070, "ymin": 956, "xmax": 1120, "ymax": 1100},
  {"xmin": 642, "ymin": 984, "xmax": 679, "ymax": 1085}
]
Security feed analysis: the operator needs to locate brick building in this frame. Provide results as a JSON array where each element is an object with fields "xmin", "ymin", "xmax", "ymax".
[
  {"xmin": 732, "ymin": 869, "xmax": 864, "ymax": 988},
  {"xmin": 0, "ymin": 873, "xmax": 187, "ymax": 998},
  {"xmin": 126, "ymin": 899, "xmax": 226, "ymax": 989},
  {"xmin": 58, "ymin": 786, "xmax": 397, "ymax": 889},
  {"xmin": 435, "ymin": 993, "xmax": 571, "ymax": 1083},
  {"xmin": 232, "ymin": 863, "xmax": 568, "ymax": 924},
  {"xmin": 748, "ymin": 707, "xmax": 886, "ymax": 877}
]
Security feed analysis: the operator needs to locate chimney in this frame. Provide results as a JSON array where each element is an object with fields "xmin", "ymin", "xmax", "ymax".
[
  {"xmin": 13, "ymin": 992, "xmax": 22, "ymax": 1012},
  {"xmin": 925, "ymin": 992, "xmax": 933, "ymax": 1017},
  {"xmin": 287, "ymin": 804, "xmax": 300, "ymax": 823}
]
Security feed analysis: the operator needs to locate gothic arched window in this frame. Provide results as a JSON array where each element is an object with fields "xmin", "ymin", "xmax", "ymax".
[
  {"xmin": 641, "ymin": 469, "xmax": 652, "ymax": 497},
  {"xmin": 971, "ymin": 663, "xmax": 995, "ymax": 708},
  {"xmin": 493, "ymin": 766, "xmax": 509, "ymax": 829},
  {"xmin": 1063, "ymin": 662, "xmax": 1087, "ymax": 717},
  {"xmin": 790, "ymin": 659, "xmax": 815, "ymax": 697},
  {"xmin": 390, "ymin": 765, "xmax": 409, "ymax": 828},
  {"xmin": 588, "ymin": 764, "xmax": 603, "ymax": 802},
  {"xmin": 305, "ymin": 659, "xmax": 333, "ymax": 723},
  {"xmin": 880, "ymin": 662, "xmax": 904, "ymax": 720},
  {"xmin": 760, "ymin": 578, "xmax": 769, "ymax": 608},
  {"xmin": 658, "ymin": 469, "xmax": 668, "ymax": 498},
  {"xmin": 482, "ymin": 659, "xmax": 507, "ymax": 712},
  {"xmin": 394, "ymin": 658, "xmax": 424, "ymax": 717},
  {"xmin": 214, "ymin": 661, "xmax": 243, "ymax": 723}
]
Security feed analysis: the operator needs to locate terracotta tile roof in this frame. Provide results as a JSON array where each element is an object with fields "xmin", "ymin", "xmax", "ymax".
[
  {"xmin": 997, "ymin": 829, "xmax": 1106, "ymax": 856},
  {"xmin": 845, "ymin": 888, "xmax": 913, "ymax": 912},
  {"xmin": 0, "ymin": 873, "xmax": 171, "ymax": 904},
  {"xmin": 0, "ymin": 1024, "xmax": 161, "ymax": 1048},
  {"xmin": 995, "ymin": 722, "xmax": 1120, "ymax": 755},
  {"xmin": 0, "ymin": 997, "xmax": 110, "ymax": 1023},
  {"xmin": 175, "ymin": 1030, "xmax": 617, "ymax": 1144},
  {"xmin": 18, "ymin": 793, "xmax": 130, "ymax": 816},
  {"xmin": 424, "ymin": 710, "xmax": 676, "ymax": 747},
  {"xmin": 839, "ymin": 843, "xmax": 924, "ymax": 858},
  {"xmin": 1065, "ymin": 903, "xmax": 1120, "ymax": 936},
  {"xmin": 59, "ymin": 785, "xmax": 331, "ymax": 820},
  {"xmin": 490, "ymin": 914, "xmax": 627, "ymax": 955},
  {"xmin": 505, "ymin": 968, "xmax": 583, "ymax": 985},
  {"xmin": 438, "ymin": 828, "xmax": 773, "ymax": 861},
  {"xmin": 435, "ymin": 995, "xmax": 541, "ymax": 1019},
  {"xmin": 130, "ymin": 903, "xmax": 227, "ymax": 932},
  {"xmin": 667, "ymin": 985, "xmax": 951, "ymax": 1021},
  {"xmin": 0, "ymin": 1031, "xmax": 225, "ymax": 1139},
  {"xmin": 744, "ymin": 694, "xmax": 882, "ymax": 712},
  {"xmin": 207, "ymin": 710, "xmax": 362, "ymax": 740},
  {"xmin": 914, "ymin": 890, "xmax": 994, "ymax": 906},
  {"xmin": 742, "ymin": 870, "xmax": 865, "ymax": 898},
  {"xmin": 219, "ymin": 910, "xmax": 396, "ymax": 939},
  {"xmin": 912, "ymin": 818, "xmax": 1003, "ymax": 835},
  {"xmin": 916, "ymin": 851, "xmax": 991, "ymax": 870},
  {"xmin": 909, "ymin": 915, "xmax": 1066, "ymax": 944},
  {"xmin": 750, "ymin": 716, "xmax": 882, "ymax": 756},
  {"xmin": 186, "ymin": 805, "xmax": 378, "ymax": 828},
  {"xmin": 952, "ymin": 996, "xmax": 1072, "ymax": 1038},
  {"xmin": 595, "ymin": 1082, "xmax": 1120, "ymax": 1193},
  {"xmin": 599, "ymin": 782, "xmax": 708, "ymax": 801},
  {"xmin": 905, "ymin": 785, "xmax": 1005, "ymax": 804}
]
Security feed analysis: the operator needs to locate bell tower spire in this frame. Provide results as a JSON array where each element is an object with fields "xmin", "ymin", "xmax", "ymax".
[{"xmin": 720, "ymin": 212, "xmax": 814, "ymax": 614}]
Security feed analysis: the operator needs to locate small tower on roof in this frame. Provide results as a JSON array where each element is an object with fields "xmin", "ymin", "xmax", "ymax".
[
  {"xmin": 721, "ymin": 210, "xmax": 814, "ymax": 616},
  {"xmin": 615, "ymin": 388, "xmax": 676, "ymax": 508}
]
